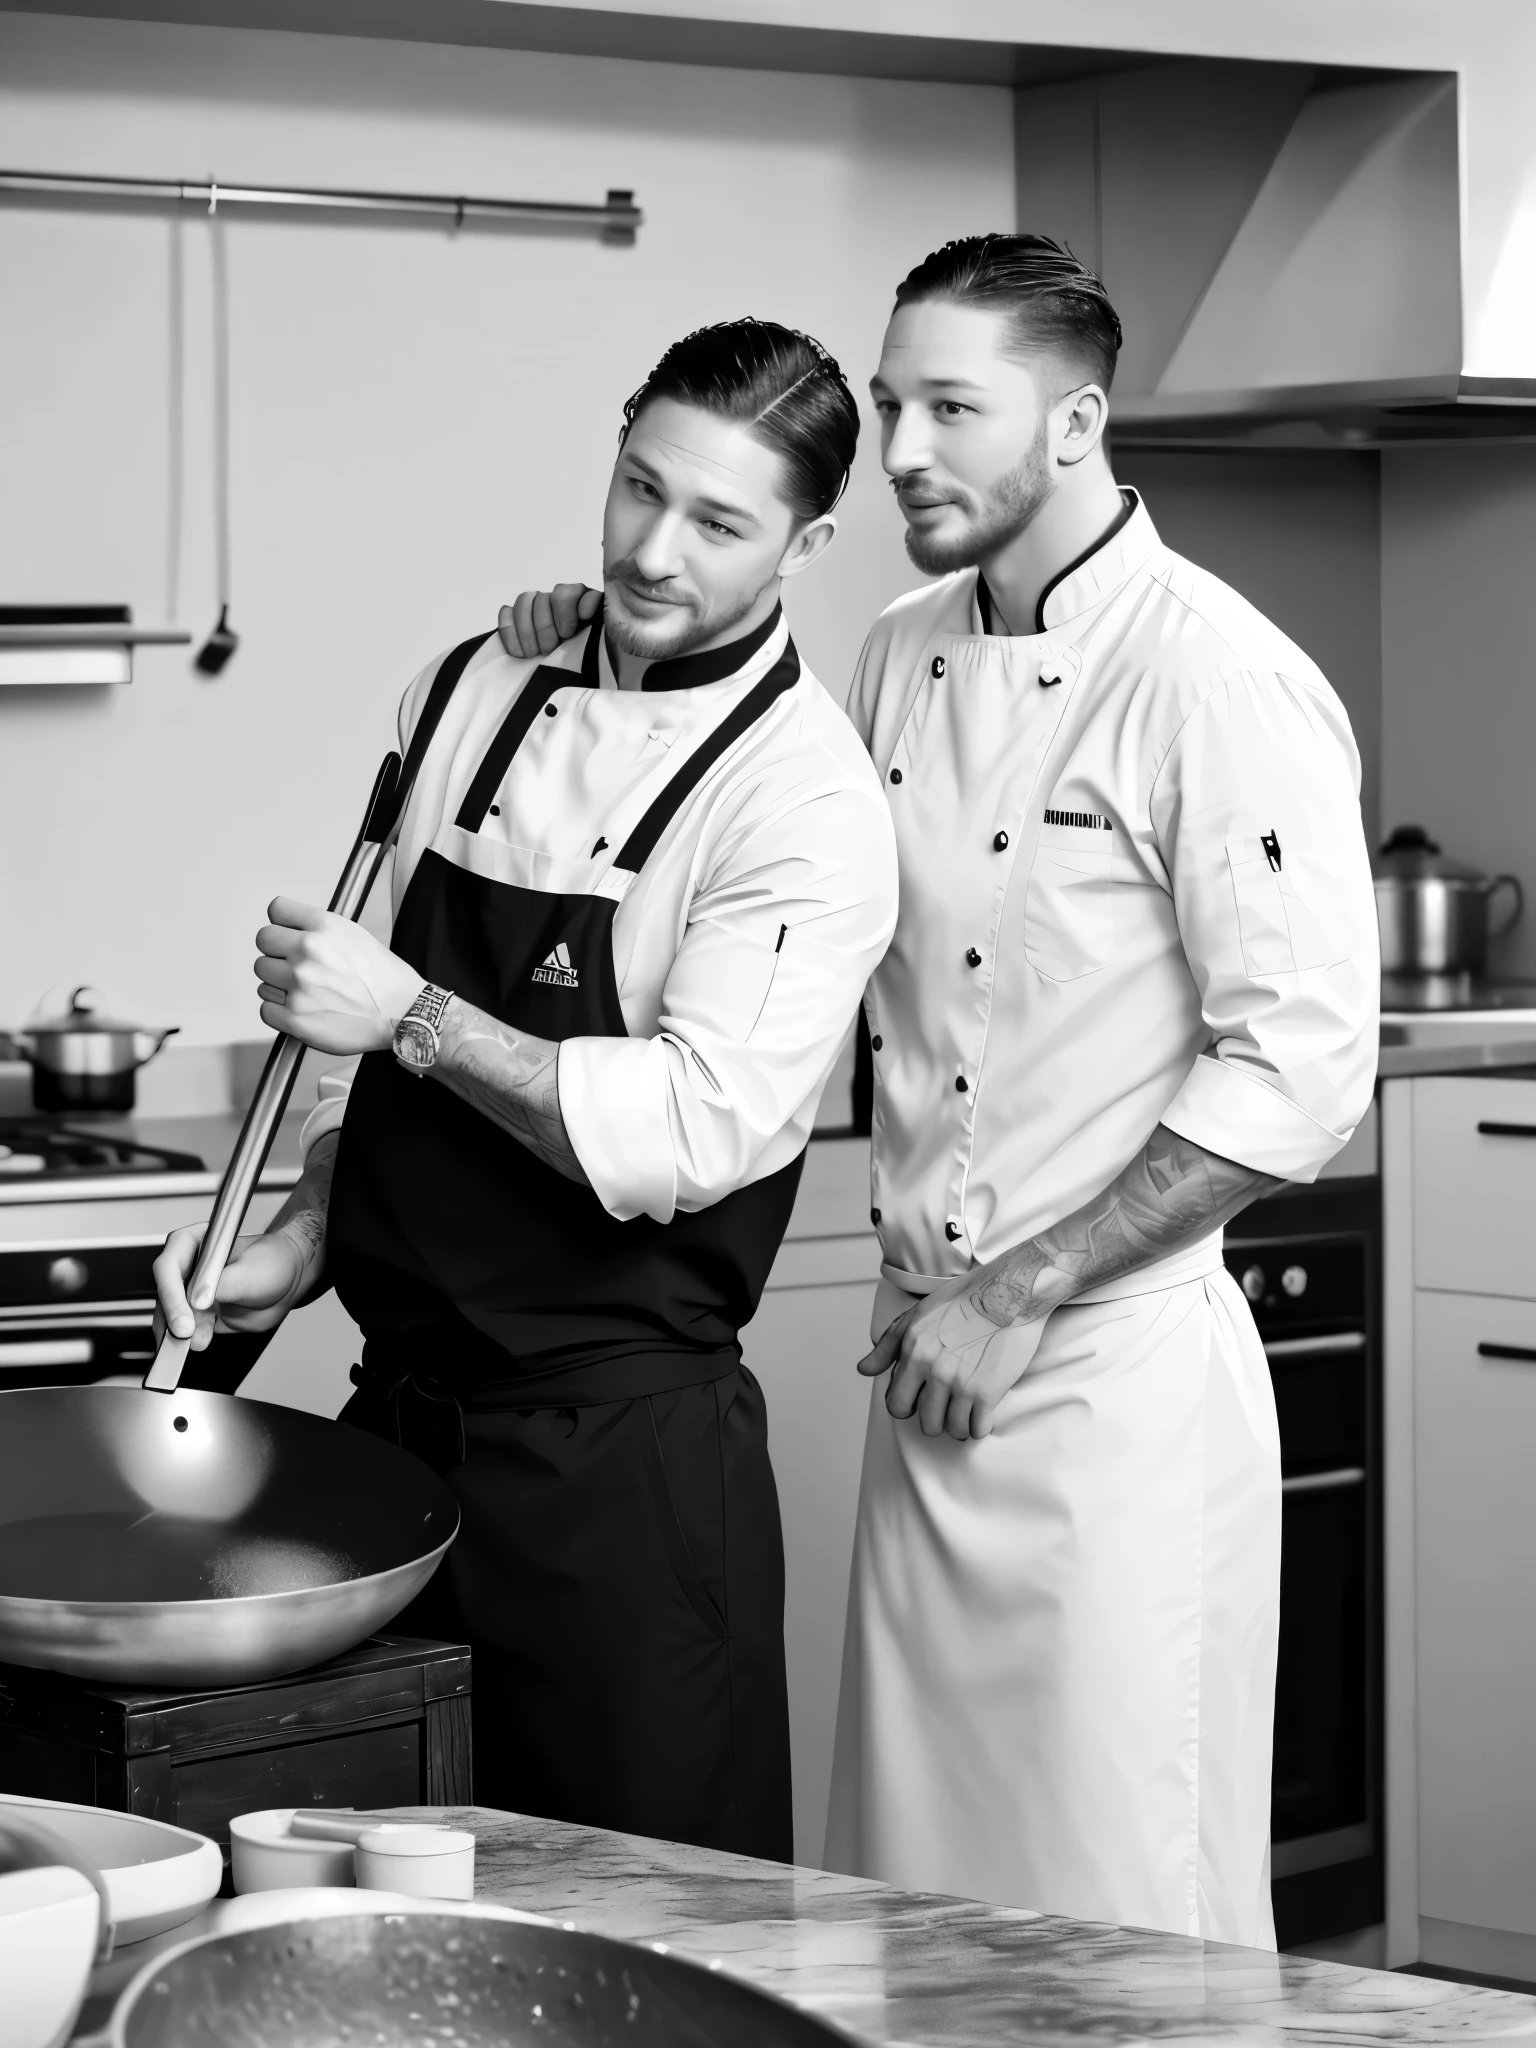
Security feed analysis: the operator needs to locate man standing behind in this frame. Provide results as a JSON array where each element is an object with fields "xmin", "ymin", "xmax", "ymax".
[
  {"xmin": 498, "ymin": 239, "xmax": 1378, "ymax": 1944},
  {"xmin": 156, "ymin": 320, "xmax": 898, "ymax": 1864}
]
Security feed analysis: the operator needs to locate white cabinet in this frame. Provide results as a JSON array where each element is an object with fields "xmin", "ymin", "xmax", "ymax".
[
  {"xmin": 1384, "ymin": 1073, "xmax": 1536, "ymax": 1978},
  {"xmin": 1412, "ymin": 1077, "xmax": 1536, "ymax": 1299},
  {"xmin": 1414, "ymin": 1289, "xmax": 1536, "ymax": 1938},
  {"xmin": 740, "ymin": 1139, "xmax": 879, "ymax": 1867}
]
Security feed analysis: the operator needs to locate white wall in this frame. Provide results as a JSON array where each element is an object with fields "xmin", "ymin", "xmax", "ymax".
[{"xmin": 0, "ymin": 11, "xmax": 1013, "ymax": 1045}]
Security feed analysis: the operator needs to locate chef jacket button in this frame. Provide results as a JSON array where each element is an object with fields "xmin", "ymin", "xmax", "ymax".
[
  {"xmin": 489, "ymin": 804, "xmax": 501, "ymax": 817},
  {"xmin": 931, "ymin": 655, "xmax": 946, "ymax": 680},
  {"xmin": 966, "ymin": 947, "xmax": 982, "ymax": 968},
  {"xmin": 945, "ymin": 1220, "xmax": 963, "ymax": 1242},
  {"xmin": 871, "ymin": 1207, "xmax": 881, "ymax": 1225},
  {"xmin": 993, "ymin": 830, "xmax": 1009, "ymax": 851},
  {"xmin": 955, "ymin": 1075, "xmax": 968, "ymax": 1092},
  {"xmin": 544, "ymin": 702, "xmax": 558, "ymax": 717},
  {"xmin": 889, "ymin": 768, "xmax": 903, "ymax": 785},
  {"xmin": 871, "ymin": 1034, "xmax": 883, "ymax": 1051}
]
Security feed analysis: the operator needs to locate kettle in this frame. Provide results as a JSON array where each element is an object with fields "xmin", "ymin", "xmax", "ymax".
[
  {"xmin": 1373, "ymin": 825, "xmax": 1524, "ymax": 976},
  {"xmin": 4, "ymin": 987, "xmax": 178, "ymax": 1114}
]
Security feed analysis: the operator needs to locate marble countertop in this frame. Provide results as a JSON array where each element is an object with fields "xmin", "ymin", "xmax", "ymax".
[{"xmin": 76, "ymin": 1807, "xmax": 1536, "ymax": 2046}]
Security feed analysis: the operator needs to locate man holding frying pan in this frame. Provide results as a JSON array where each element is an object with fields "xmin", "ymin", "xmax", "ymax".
[{"xmin": 154, "ymin": 318, "xmax": 898, "ymax": 1860}]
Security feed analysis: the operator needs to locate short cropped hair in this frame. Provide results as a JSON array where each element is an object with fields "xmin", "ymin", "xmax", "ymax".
[
  {"xmin": 623, "ymin": 319, "xmax": 860, "ymax": 524},
  {"xmin": 893, "ymin": 234, "xmax": 1123, "ymax": 392}
]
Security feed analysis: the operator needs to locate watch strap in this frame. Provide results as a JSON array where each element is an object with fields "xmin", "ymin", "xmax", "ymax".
[{"xmin": 403, "ymin": 982, "xmax": 453, "ymax": 1032}]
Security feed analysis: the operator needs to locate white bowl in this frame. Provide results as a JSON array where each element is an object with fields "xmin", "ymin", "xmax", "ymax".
[
  {"xmin": 0, "ymin": 1863, "xmax": 100, "ymax": 2048},
  {"xmin": 229, "ymin": 1808, "xmax": 355, "ymax": 1893},
  {"xmin": 0, "ymin": 1795, "xmax": 221, "ymax": 1945}
]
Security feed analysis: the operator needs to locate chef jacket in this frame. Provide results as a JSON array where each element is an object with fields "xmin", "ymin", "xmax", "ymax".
[
  {"xmin": 303, "ymin": 609, "xmax": 898, "ymax": 1221},
  {"xmin": 848, "ymin": 489, "xmax": 1379, "ymax": 1299}
]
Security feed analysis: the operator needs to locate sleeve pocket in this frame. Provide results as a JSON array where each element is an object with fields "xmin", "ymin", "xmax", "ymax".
[{"xmin": 1225, "ymin": 833, "xmax": 1349, "ymax": 975}]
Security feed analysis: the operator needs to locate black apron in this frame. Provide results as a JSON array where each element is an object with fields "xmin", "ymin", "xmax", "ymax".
[{"xmin": 328, "ymin": 621, "xmax": 803, "ymax": 1859}]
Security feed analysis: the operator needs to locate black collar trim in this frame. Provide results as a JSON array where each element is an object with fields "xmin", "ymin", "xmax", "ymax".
[
  {"xmin": 976, "ymin": 490, "xmax": 1137, "ymax": 637},
  {"xmin": 582, "ymin": 599, "xmax": 784, "ymax": 692}
]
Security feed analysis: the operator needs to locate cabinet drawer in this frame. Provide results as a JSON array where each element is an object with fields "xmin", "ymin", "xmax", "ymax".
[
  {"xmin": 1415, "ymin": 1289, "xmax": 1536, "ymax": 1935},
  {"xmin": 1413, "ymin": 1078, "xmax": 1536, "ymax": 1299}
]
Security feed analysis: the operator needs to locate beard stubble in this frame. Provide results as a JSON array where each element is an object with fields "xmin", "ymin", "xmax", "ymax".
[{"xmin": 901, "ymin": 418, "xmax": 1054, "ymax": 577}]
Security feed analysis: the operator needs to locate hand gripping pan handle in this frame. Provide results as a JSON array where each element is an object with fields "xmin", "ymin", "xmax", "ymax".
[{"xmin": 144, "ymin": 753, "xmax": 406, "ymax": 1394}]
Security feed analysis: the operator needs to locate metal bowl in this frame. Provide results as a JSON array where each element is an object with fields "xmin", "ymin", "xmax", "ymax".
[
  {"xmin": 0, "ymin": 1386, "xmax": 458, "ymax": 1687},
  {"xmin": 110, "ymin": 1908, "xmax": 851, "ymax": 2047}
]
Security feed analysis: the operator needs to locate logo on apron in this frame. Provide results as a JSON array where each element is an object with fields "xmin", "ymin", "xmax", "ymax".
[{"xmin": 532, "ymin": 942, "xmax": 580, "ymax": 989}]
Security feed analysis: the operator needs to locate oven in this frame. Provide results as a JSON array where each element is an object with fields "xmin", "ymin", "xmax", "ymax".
[
  {"xmin": 1225, "ymin": 1175, "xmax": 1382, "ymax": 1948},
  {"xmin": 0, "ymin": 1122, "xmax": 268, "ymax": 1393}
]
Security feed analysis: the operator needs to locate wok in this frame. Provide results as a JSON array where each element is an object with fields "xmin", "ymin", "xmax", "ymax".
[
  {"xmin": 0, "ymin": 1387, "xmax": 456, "ymax": 1685},
  {"xmin": 112, "ymin": 1908, "xmax": 852, "ymax": 2048},
  {"xmin": 0, "ymin": 750, "xmax": 460, "ymax": 1688}
]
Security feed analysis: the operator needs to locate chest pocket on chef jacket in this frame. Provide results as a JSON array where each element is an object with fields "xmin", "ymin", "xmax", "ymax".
[
  {"xmin": 1224, "ymin": 831, "xmax": 1349, "ymax": 975},
  {"xmin": 1023, "ymin": 821, "xmax": 1116, "ymax": 983}
]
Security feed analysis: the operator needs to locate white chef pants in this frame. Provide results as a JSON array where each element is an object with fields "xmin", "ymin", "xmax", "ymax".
[{"xmin": 824, "ymin": 1267, "xmax": 1280, "ymax": 1947}]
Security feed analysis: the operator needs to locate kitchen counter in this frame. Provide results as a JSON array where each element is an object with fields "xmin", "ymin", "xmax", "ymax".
[{"xmin": 76, "ymin": 1807, "xmax": 1536, "ymax": 2046}]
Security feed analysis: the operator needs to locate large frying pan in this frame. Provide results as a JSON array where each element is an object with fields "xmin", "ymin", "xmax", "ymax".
[
  {"xmin": 112, "ymin": 1908, "xmax": 852, "ymax": 2047},
  {"xmin": 0, "ymin": 754, "xmax": 460, "ymax": 1688}
]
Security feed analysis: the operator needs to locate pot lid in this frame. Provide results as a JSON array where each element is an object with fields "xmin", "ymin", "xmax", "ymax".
[
  {"xmin": 26, "ymin": 986, "xmax": 154, "ymax": 1037},
  {"xmin": 1373, "ymin": 824, "xmax": 1488, "ymax": 885}
]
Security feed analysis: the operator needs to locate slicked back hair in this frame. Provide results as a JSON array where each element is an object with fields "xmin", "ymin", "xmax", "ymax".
[
  {"xmin": 622, "ymin": 319, "xmax": 860, "ymax": 525},
  {"xmin": 893, "ymin": 234, "xmax": 1123, "ymax": 392}
]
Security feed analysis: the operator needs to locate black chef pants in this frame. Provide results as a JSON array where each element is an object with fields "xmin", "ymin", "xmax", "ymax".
[{"xmin": 342, "ymin": 1365, "xmax": 792, "ymax": 1863}]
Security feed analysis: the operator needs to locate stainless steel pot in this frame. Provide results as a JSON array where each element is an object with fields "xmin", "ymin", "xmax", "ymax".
[
  {"xmin": 4, "ymin": 988, "xmax": 178, "ymax": 1113},
  {"xmin": 1373, "ymin": 825, "xmax": 1523, "ymax": 976}
]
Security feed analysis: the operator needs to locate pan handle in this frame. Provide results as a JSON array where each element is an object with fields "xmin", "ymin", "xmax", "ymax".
[{"xmin": 144, "ymin": 752, "xmax": 404, "ymax": 1394}]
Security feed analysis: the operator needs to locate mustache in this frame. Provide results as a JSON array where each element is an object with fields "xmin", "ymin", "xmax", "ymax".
[
  {"xmin": 607, "ymin": 558, "xmax": 693, "ymax": 603},
  {"xmin": 889, "ymin": 474, "xmax": 961, "ymax": 507}
]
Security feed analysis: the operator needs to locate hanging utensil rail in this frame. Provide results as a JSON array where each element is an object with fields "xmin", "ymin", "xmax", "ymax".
[{"xmin": 0, "ymin": 168, "xmax": 642, "ymax": 242}]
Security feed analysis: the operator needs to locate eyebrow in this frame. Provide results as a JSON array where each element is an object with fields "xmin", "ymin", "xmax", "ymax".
[
  {"xmin": 869, "ymin": 374, "xmax": 990, "ymax": 396},
  {"xmin": 622, "ymin": 448, "xmax": 761, "ymax": 527}
]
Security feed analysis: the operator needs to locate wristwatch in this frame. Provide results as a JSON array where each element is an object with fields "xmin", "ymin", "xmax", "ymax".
[{"xmin": 392, "ymin": 983, "xmax": 454, "ymax": 1077}]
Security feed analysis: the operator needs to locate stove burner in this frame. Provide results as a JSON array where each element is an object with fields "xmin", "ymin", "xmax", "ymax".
[{"xmin": 0, "ymin": 1121, "xmax": 205, "ymax": 1179}]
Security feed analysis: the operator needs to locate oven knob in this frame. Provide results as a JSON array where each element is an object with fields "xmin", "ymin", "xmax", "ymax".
[
  {"xmin": 47, "ymin": 1255, "xmax": 88, "ymax": 1299},
  {"xmin": 1240, "ymin": 1264, "xmax": 1265, "ymax": 1303},
  {"xmin": 1282, "ymin": 1264, "xmax": 1308, "ymax": 1299}
]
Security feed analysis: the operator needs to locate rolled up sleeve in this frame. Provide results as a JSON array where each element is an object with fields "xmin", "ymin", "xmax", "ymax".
[
  {"xmin": 1152, "ymin": 669, "xmax": 1380, "ymax": 1182},
  {"xmin": 559, "ymin": 781, "xmax": 898, "ymax": 1223}
]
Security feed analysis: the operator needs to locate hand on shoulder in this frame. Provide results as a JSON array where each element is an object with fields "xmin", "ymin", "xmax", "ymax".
[{"xmin": 498, "ymin": 583, "xmax": 601, "ymax": 659}]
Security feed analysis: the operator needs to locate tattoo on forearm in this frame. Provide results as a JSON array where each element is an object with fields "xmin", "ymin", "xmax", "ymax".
[
  {"xmin": 435, "ymin": 1002, "xmax": 589, "ymax": 1187},
  {"xmin": 972, "ymin": 1125, "xmax": 1280, "ymax": 1328},
  {"xmin": 268, "ymin": 1129, "xmax": 338, "ymax": 1289}
]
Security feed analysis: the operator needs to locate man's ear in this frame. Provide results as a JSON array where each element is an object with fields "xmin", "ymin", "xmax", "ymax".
[
  {"xmin": 778, "ymin": 513, "xmax": 837, "ymax": 581},
  {"xmin": 1053, "ymin": 383, "xmax": 1110, "ymax": 469}
]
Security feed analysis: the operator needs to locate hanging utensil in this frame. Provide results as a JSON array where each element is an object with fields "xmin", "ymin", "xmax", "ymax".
[{"xmin": 195, "ymin": 210, "xmax": 238, "ymax": 674}]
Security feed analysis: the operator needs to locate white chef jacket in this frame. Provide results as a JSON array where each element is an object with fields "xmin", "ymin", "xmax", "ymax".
[
  {"xmin": 847, "ymin": 489, "xmax": 1379, "ymax": 1293},
  {"xmin": 301, "ymin": 612, "xmax": 898, "ymax": 1220}
]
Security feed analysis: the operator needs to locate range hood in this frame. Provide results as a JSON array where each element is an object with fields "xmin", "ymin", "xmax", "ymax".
[{"xmin": 1016, "ymin": 62, "xmax": 1536, "ymax": 449}]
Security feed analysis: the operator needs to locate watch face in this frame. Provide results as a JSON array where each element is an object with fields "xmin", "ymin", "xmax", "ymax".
[{"xmin": 395, "ymin": 1018, "xmax": 436, "ymax": 1069}]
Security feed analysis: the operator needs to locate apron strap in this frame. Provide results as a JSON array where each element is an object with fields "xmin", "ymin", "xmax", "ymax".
[
  {"xmin": 613, "ymin": 640, "xmax": 800, "ymax": 874},
  {"xmin": 396, "ymin": 629, "xmax": 498, "ymax": 817}
]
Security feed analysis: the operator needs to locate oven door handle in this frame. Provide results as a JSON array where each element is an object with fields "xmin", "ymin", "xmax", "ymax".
[
  {"xmin": 1263, "ymin": 1332, "xmax": 1366, "ymax": 1362},
  {"xmin": 1477, "ymin": 1342, "xmax": 1536, "ymax": 1363},
  {"xmin": 1282, "ymin": 1465, "xmax": 1366, "ymax": 1495},
  {"xmin": 0, "ymin": 1336, "xmax": 95, "ymax": 1370}
]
